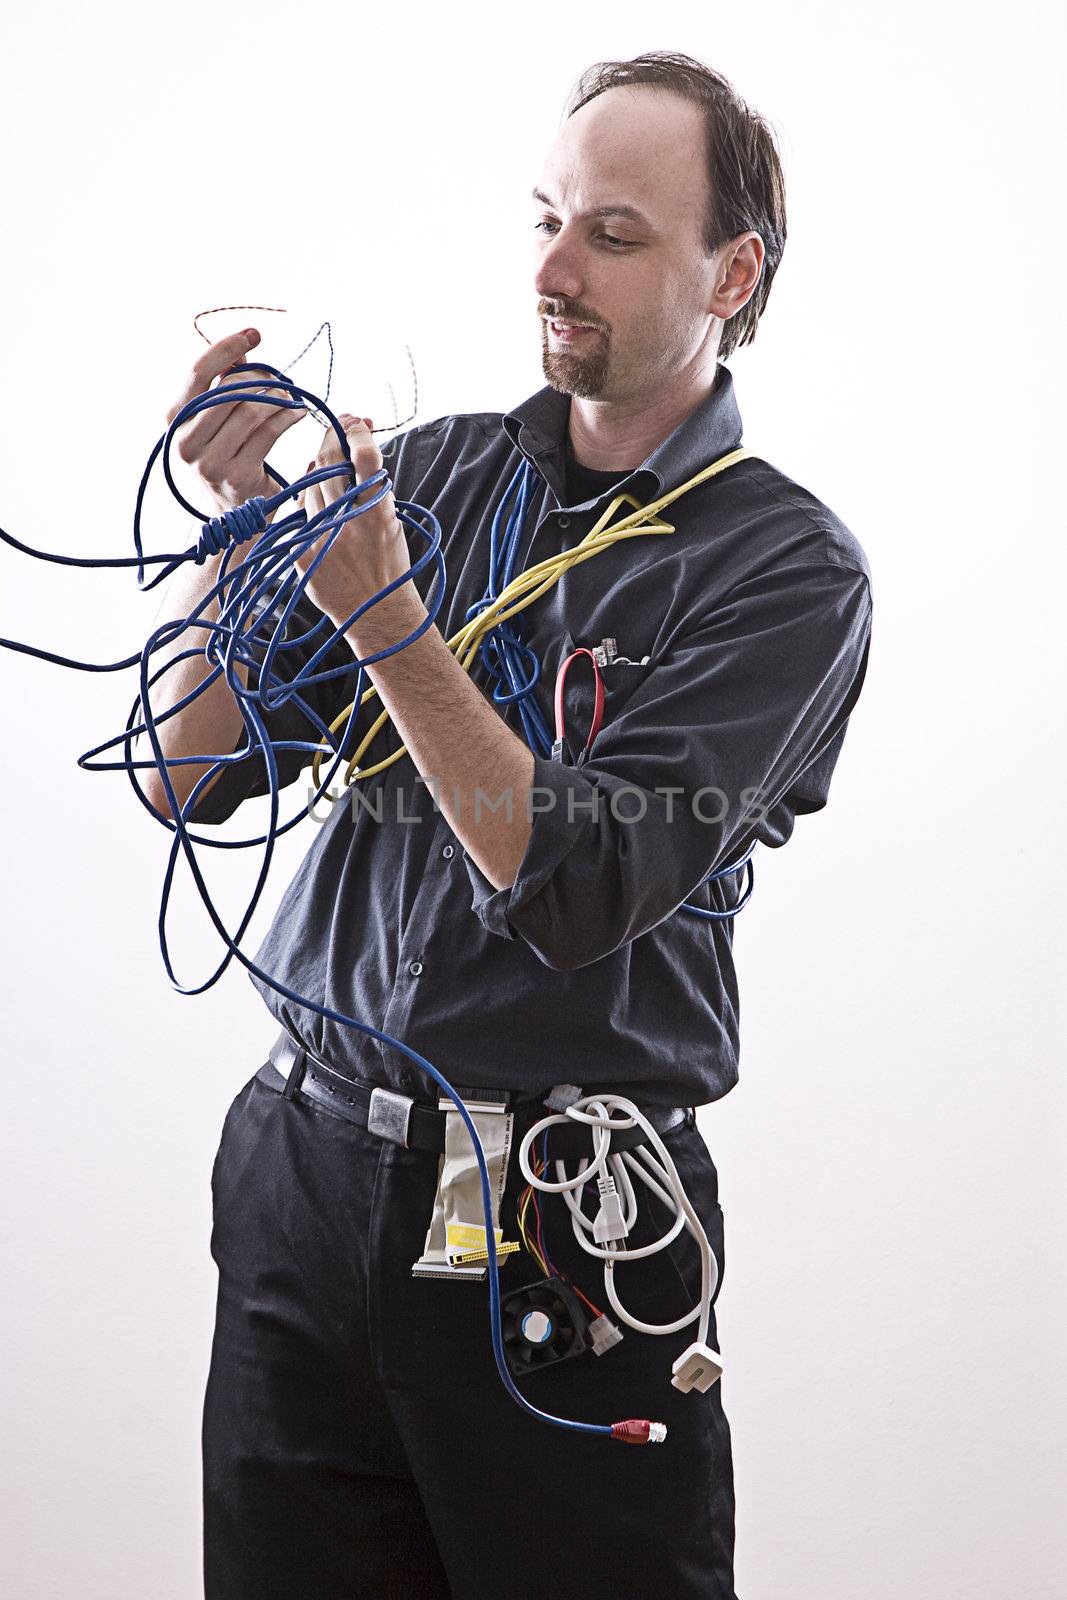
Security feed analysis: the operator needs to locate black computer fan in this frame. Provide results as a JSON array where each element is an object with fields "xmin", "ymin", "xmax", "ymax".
[{"xmin": 500, "ymin": 1276, "xmax": 591, "ymax": 1379}]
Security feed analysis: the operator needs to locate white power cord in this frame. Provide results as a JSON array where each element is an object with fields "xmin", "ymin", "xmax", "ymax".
[{"xmin": 517, "ymin": 1093, "xmax": 724, "ymax": 1392}]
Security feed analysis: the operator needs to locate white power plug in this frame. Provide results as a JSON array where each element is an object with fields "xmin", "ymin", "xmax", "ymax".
[{"xmin": 670, "ymin": 1341, "xmax": 724, "ymax": 1393}]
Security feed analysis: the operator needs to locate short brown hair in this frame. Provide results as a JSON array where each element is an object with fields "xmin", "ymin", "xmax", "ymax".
[{"xmin": 564, "ymin": 51, "xmax": 787, "ymax": 361}]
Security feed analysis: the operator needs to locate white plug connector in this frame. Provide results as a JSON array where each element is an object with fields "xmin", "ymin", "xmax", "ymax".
[
  {"xmin": 587, "ymin": 1313, "xmax": 623, "ymax": 1356},
  {"xmin": 593, "ymin": 1176, "xmax": 628, "ymax": 1243},
  {"xmin": 671, "ymin": 1341, "xmax": 724, "ymax": 1393}
]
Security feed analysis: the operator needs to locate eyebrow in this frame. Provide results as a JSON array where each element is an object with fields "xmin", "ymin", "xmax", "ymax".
[{"xmin": 531, "ymin": 187, "xmax": 654, "ymax": 229}]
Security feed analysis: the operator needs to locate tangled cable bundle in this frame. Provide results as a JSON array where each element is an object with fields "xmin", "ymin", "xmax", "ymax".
[
  {"xmin": 518, "ymin": 1093, "xmax": 719, "ymax": 1348},
  {"xmin": 0, "ymin": 329, "xmax": 754, "ymax": 1443}
]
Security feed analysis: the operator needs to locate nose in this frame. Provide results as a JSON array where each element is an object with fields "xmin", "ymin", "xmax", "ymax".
[{"xmin": 533, "ymin": 224, "xmax": 583, "ymax": 305}]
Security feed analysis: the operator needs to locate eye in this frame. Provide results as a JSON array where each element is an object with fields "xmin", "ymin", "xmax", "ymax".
[{"xmin": 534, "ymin": 219, "xmax": 636, "ymax": 249}]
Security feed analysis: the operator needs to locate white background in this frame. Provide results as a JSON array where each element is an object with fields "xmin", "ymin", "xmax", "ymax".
[{"xmin": 0, "ymin": 2, "xmax": 1063, "ymax": 1595}]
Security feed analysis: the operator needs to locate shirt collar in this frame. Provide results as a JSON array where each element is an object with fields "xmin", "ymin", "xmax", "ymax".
[{"xmin": 501, "ymin": 362, "xmax": 744, "ymax": 510}]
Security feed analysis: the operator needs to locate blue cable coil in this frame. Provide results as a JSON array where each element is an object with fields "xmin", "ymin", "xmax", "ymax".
[{"xmin": 0, "ymin": 356, "xmax": 752, "ymax": 1440}]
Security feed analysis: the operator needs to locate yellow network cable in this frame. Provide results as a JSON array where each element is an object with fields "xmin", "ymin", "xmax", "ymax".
[{"xmin": 310, "ymin": 447, "xmax": 757, "ymax": 789}]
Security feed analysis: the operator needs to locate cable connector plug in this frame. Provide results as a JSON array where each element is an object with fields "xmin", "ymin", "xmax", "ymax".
[
  {"xmin": 593, "ymin": 1175, "xmax": 627, "ymax": 1243},
  {"xmin": 670, "ymin": 1341, "xmax": 724, "ymax": 1393},
  {"xmin": 543, "ymin": 1083, "xmax": 583, "ymax": 1112},
  {"xmin": 610, "ymin": 1418, "xmax": 667, "ymax": 1445},
  {"xmin": 587, "ymin": 1313, "xmax": 623, "ymax": 1357}
]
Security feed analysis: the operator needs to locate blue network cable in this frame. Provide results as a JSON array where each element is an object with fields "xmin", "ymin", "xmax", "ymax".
[
  {"xmin": 681, "ymin": 841, "xmax": 757, "ymax": 921},
  {"xmin": 467, "ymin": 457, "xmax": 554, "ymax": 757},
  {"xmin": 0, "ymin": 358, "xmax": 655, "ymax": 1445}
]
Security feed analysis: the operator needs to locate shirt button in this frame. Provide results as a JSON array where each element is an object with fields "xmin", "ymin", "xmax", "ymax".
[
  {"xmin": 558, "ymin": 516, "xmax": 571, "ymax": 529},
  {"xmin": 442, "ymin": 844, "xmax": 454, "ymax": 860},
  {"xmin": 409, "ymin": 960, "xmax": 424, "ymax": 977}
]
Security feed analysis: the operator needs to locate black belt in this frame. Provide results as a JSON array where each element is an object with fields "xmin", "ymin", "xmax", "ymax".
[{"xmin": 255, "ymin": 1029, "xmax": 690, "ymax": 1158}]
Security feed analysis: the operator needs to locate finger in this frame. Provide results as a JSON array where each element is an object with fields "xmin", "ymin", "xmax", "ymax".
[
  {"xmin": 178, "ymin": 358, "xmax": 297, "ymax": 466},
  {"xmin": 168, "ymin": 354, "xmax": 282, "ymax": 473},
  {"xmin": 219, "ymin": 388, "xmax": 309, "ymax": 492},
  {"xmin": 294, "ymin": 461, "xmax": 332, "ymax": 576},
  {"xmin": 341, "ymin": 416, "xmax": 387, "ymax": 504},
  {"xmin": 307, "ymin": 416, "xmax": 358, "ymax": 502},
  {"xmin": 296, "ymin": 458, "xmax": 317, "ymax": 510},
  {"xmin": 303, "ymin": 415, "xmax": 379, "ymax": 523},
  {"xmin": 299, "ymin": 421, "xmax": 362, "ymax": 566},
  {"xmin": 166, "ymin": 327, "xmax": 261, "ymax": 428}
]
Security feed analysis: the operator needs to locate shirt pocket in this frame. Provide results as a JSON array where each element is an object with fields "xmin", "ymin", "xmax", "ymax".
[{"xmin": 554, "ymin": 629, "xmax": 656, "ymax": 761}]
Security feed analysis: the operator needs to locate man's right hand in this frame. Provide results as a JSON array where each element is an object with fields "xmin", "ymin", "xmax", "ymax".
[{"xmin": 165, "ymin": 327, "xmax": 308, "ymax": 518}]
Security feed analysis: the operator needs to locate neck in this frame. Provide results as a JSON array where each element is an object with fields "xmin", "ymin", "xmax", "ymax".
[{"xmin": 567, "ymin": 361, "xmax": 721, "ymax": 472}]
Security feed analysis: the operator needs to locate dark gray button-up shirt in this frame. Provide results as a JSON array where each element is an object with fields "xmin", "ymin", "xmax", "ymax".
[{"xmin": 194, "ymin": 363, "xmax": 872, "ymax": 1108}]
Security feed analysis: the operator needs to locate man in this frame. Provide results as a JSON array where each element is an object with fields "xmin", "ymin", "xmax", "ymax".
[{"xmin": 147, "ymin": 51, "xmax": 871, "ymax": 1600}]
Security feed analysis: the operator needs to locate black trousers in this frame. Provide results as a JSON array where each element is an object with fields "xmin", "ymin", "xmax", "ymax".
[{"xmin": 202, "ymin": 1063, "xmax": 736, "ymax": 1599}]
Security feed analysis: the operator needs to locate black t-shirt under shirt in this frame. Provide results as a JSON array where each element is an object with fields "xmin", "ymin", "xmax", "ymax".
[{"xmin": 563, "ymin": 436, "xmax": 632, "ymax": 506}]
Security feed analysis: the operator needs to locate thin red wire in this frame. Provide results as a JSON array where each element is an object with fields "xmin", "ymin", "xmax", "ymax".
[{"xmin": 192, "ymin": 303, "xmax": 288, "ymax": 340}]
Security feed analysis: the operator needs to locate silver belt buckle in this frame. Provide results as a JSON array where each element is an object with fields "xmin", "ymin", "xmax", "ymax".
[{"xmin": 368, "ymin": 1086, "xmax": 415, "ymax": 1147}]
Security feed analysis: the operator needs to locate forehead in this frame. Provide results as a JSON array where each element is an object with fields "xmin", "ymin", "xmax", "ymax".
[{"xmin": 535, "ymin": 85, "xmax": 706, "ymax": 232}]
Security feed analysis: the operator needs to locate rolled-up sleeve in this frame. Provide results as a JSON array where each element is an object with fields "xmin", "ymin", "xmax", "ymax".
[{"xmin": 463, "ymin": 558, "xmax": 872, "ymax": 971}]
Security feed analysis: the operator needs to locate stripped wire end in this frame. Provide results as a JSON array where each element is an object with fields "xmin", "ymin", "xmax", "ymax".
[{"xmin": 610, "ymin": 1419, "xmax": 667, "ymax": 1445}]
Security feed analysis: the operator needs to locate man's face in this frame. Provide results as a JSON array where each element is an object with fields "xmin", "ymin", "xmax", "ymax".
[{"xmin": 533, "ymin": 86, "xmax": 721, "ymax": 402}]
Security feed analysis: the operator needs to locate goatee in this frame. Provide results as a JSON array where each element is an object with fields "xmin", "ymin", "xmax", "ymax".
[{"xmin": 540, "ymin": 324, "xmax": 610, "ymax": 399}]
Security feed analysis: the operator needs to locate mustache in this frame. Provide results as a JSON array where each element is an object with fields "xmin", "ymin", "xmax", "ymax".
[{"xmin": 538, "ymin": 300, "xmax": 607, "ymax": 332}]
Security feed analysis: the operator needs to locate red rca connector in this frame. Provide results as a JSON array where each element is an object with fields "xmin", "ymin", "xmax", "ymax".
[{"xmin": 610, "ymin": 1418, "xmax": 668, "ymax": 1445}]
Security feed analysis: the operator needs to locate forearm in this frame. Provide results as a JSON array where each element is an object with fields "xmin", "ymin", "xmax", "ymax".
[
  {"xmin": 135, "ymin": 326, "xmax": 315, "ymax": 821},
  {"xmin": 135, "ymin": 556, "xmax": 248, "ymax": 817},
  {"xmin": 344, "ymin": 584, "xmax": 535, "ymax": 890}
]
